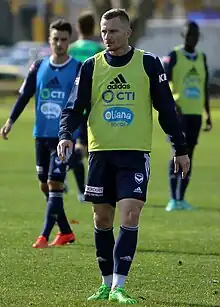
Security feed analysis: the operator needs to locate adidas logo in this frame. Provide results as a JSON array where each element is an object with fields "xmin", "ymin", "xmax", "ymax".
[
  {"xmin": 46, "ymin": 77, "xmax": 60, "ymax": 88},
  {"xmin": 188, "ymin": 67, "xmax": 199, "ymax": 75},
  {"xmin": 53, "ymin": 168, "xmax": 61, "ymax": 174},
  {"xmin": 107, "ymin": 74, "xmax": 130, "ymax": 90},
  {"xmin": 55, "ymin": 157, "xmax": 63, "ymax": 166},
  {"xmin": 133, "ymin": 187, "xmax": 142, "ymax": 193}
]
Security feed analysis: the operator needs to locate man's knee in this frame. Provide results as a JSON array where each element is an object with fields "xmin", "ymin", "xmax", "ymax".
[
  {"xmin": 47, "ymin": 179, "xmax": 64, "ymax": 191},
  {"xmin": 93, "ymin": 204, "xmax": 115, "ymax": 229},
  {"xmin": 39, "ymin": 182, "xmax": 49, "ymax": 195},
  {"xmin": 188, "ymin": 145, "xmax": 196, "ymax": 159},
  {"xmin": 118, "ymin": 199, "xmax": 144, "ymax": 227},
  {"xmin": 38, "ymin": 173, "xmax": 48, "ymax": 184}
]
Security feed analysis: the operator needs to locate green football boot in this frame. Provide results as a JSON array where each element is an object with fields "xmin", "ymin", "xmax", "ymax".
[
  {"xmin": 109, "ymin": 287, "xmax": 137, "ymax": 304},
  {"xmin": 87, "ymin": 284, "xmax": 111, "ymax": 301}
]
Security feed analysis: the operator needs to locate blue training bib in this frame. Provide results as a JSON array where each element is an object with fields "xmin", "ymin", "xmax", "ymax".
[{"xmin": 34, "ymin": 57, "xmax": 80, "ymax": 138}]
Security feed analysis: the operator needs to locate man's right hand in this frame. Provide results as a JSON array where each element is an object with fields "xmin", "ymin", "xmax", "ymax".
[
  {"xmin": 0, "ymin": 119, "xmax": 13, "ymax": 140},
  {"xmin": 174, "ymin": 155, "xmax": 190, "ymax": 179},
  {"xmin": 57, "ymin": 139, "xmax": 73, "ymax": 163},
  {"xmin": 203, "ymin": 115, "xmax": 212, "ymax": 132}
]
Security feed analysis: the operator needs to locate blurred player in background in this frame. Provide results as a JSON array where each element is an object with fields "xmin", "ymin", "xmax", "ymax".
[
  {"xmin": 68, "ymin": 11, "xmax": 104, "ymax": 62},
  {"xmin": 163, "ymin": 21, "xmax": 212, "ymax": 211},
  {"xmin": 58, "ymin": 9, "xmax": 190, "ymax": 304},
  {"xmin": 0, "ymin": 20, "xmax": 85, "ymax": 247}
]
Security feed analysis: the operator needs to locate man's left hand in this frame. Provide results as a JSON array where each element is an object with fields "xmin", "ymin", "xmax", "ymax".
[{"xmin": 174, "ymin": 155, "xmax": 190, "ymax": 179}]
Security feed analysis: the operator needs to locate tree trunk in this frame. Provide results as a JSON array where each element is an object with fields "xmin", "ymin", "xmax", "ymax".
[
  {"xmin": 88, "ymin": 0, "xmax": 112, "ymax": 22},
  {"xmin": 112, "ymin": 0, "xmax": 131, "ymax": 10},
  {"xmin": 0, "ymin": 0, "xmax": 13, "ymax": 45},
  {"xmin": 129, "ymin": 0, "xmax": 155, "ymax": 46},
  {"xmin": 89, "ymin": 0, "xmax": 156, "ymax": 46}
]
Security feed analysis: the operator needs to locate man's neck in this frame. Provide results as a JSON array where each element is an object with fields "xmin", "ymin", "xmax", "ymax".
[
  {"xmin": 78, "ymin": 34, "xmax": 92, "ymax": 40},
  {"xmin": 184, "ymin": 45, "xmax": 195, "ymax": 54},
  {"xmin": 51, "ymin": 54, "xmax": 69, "ymax": 65},
  {"xmin": 108, "ymin": 45, "xmax": 131, "ymax": 56}
]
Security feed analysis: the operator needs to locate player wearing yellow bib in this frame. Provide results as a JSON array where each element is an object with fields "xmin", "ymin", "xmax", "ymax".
[
  {"xmin": 58, "ymin": 9, "xmax": 190, "ymax": 304},
  {"xmin": 163, "ymin": 21, "xmax": 212, "ymax": 212}
]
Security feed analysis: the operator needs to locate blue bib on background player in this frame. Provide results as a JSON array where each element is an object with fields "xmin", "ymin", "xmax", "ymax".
[{"xmin": 34, "ymin": 56, "xmax": 80, "ymax": 138}]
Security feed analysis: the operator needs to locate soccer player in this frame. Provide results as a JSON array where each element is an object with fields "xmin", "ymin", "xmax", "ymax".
[
  {"xmin": 0, "ymin": 20, "xmax": 83, "ymax": 248},
  {"xmin": 68, "ymin": 11, "xmax": 104, "ymax": 62},
  {"xmin": 164, "ymin": 21, "xmax": 212, "ymax": 211},
  {"xmin": 57, "ymin": 9, "xmax": 190, "ymax": 304}
]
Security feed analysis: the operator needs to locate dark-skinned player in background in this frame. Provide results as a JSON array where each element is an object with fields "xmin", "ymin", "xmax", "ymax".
[{"xmin": 163, "ymin": 21, "xmax": 212, "ymax": 211}]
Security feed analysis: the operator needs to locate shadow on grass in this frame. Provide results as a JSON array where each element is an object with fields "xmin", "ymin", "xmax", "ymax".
[
  {"xmin": 137, "ymin": 248, "xmax": 220, "ymax": 257},
  {"xmin": 149, "ymin": 204, "xmax": 220, "ymax": 213},
  {"xmin": 154, "ymin": 300, "xmax": 220, "ymax": 307},
  {"xmin": 75, "ymin": 243, "xmax": 220, "ymax": 257}
]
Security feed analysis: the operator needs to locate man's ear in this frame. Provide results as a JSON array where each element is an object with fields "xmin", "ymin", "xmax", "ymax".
[{"xmin": 127, "ymin": 28, "xmax": 132, "ymax": 39}]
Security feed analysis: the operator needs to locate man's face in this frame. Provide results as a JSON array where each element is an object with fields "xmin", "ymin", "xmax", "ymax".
[
  {"xmin": 49, "ymin": 29, "xmax": 70, "ymax": 56},
  {"xmin": 184, "ymin": 26, "xmax": 200, "ymax": 49},
  {"xmin": 100, "ymin": 17, "xmax": 131, "ymax": 52}
]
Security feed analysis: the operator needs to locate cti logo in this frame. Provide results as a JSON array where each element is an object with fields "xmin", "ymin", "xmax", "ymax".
[
  {"xmin": 102, "ymin": 90, "xmax": 135, "ymax": 103},
  {"xmin": 102, "ymin": 74, "xmax": 135, "ymax": 103},
  {"xmin": 40, "ymin": 88, "xmax": 65, "ymax": 100}
]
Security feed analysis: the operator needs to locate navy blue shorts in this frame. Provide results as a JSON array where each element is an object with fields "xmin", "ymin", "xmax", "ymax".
[
  {"xmin": 85, "ymin": 151, "xmax": 150, "ymax": 206},
  {"xmin": 179, "ymin": 115, "xmax": 202, "ymax": 146},
  {"xmin": 68, "ymin": 148, "xmax": 83, "ymax": 170},
  {"xmin": 35, "ymin": 138, "xmax": 68, "ymax": 183}
]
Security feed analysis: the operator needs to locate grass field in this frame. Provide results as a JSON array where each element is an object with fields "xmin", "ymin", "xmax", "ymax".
[{"xmin": 0, "ymin": 100, "xmax": 220, "ymax": 307}]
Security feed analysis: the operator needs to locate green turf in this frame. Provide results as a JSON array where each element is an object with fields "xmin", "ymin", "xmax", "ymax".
[{"xmin": 0, "ymin": 101, "xmax": 220, "ymax": 307}]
